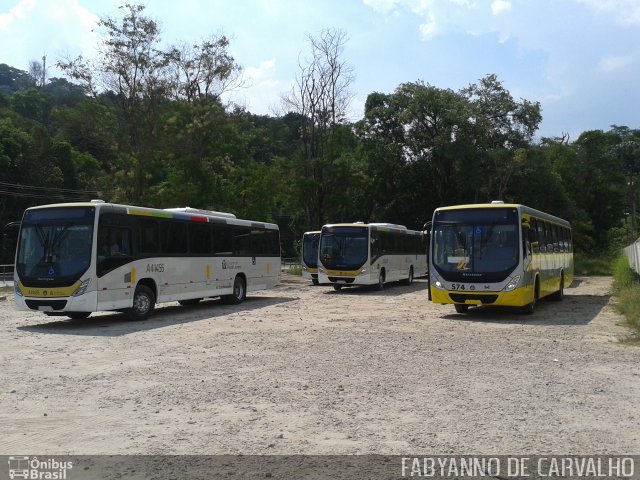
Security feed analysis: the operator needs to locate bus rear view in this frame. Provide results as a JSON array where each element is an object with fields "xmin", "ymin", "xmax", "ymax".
[{"xmin": 429, "ymin": 203, "xmax": 572, "ymax": 314}]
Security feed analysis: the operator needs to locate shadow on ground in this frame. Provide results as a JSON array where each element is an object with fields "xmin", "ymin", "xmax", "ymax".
[{"xmin": 18, "ymin": 295, "xmax": 298, "ymax": 337}]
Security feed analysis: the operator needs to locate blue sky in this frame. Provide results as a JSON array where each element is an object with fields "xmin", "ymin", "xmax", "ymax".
[{"xmin": 1, "ymin": 0, "xmax": 639, "ymax": 140}]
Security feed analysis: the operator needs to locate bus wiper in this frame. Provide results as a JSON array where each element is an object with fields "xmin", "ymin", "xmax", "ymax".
[{"xmin": 35, "ymin": 224, "xmax": 52, "ymax": 261}]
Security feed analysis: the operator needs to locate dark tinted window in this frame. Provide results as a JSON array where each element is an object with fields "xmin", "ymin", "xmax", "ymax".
[
  {"xmin": 162, "ymin": 221, "xmax": 187, "ymax": 254},
  {"xmin": 138, "ymin": 219, "xmax": 159, "ymax": 254},
  {"xmin": 189, "ymin": 223, "xmax": 211, "ymax": 254}
]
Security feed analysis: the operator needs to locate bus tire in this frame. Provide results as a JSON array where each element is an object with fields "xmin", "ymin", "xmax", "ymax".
[
  {"xmin": 127, "ymin": 284, "xmax": 155, "ymax": 321},
  {"xmin": 551, "ymin": 273, "xmax": 564, "ymax": 301},
  {"xmin": 333, "ymin": 285, "xmax": 342, "ymax": 291},
  {"xmin": 312, "ymin": 279, "xmax": 319, "ymax": 286},
  {"xmin": 454, "ymin": 304, "xmax": 469, "ymax": 313},
  {"xmin": 178, "ymin": 298, "xmax": 201, "ymax": 306},
  {"xmin": 224, "ymin": 275, "xmax": 246, "ymax": 305},
  {"xmin": 67, "ymin": 312, "xmax": 91, "ymax": 320},
  {"xmin": 403, "ymin": 266, "xmax": 414, "ymax": 285},
  {"xmin": 376, "ymin": 269, "xmax": 385, "ymax": 290},
  {"xmin": 522, "ymin": 279, "xmax": 539, "ymax": 315}
]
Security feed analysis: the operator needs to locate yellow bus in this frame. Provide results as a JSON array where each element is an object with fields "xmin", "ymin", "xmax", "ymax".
[
  {"xmin": 301, "ymin": 231, "xmax": 321, "ymax": 285},
  {"xmin": 428, "ymin": 202, "xmax": 573, "ymax": 314}
]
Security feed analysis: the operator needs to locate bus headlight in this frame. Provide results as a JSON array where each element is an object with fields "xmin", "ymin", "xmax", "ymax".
[
  {"xmin": 359, "ymin": 268, "xmax": 367, "ymax": 275},
  {"xmin": 318, "ymin": 266, "xmax": 325, "ymax": 273},
  {"xmin": 434, "ymin": 280, "xmax": 444, "ymax": 289},
  {"xmin": 72, "ymin": 278, "xmax": 91, "ymax": 297},
  {"xmin": 504, "ymin": 275, "xmax": 521, "ymax": 292},
  {"xmin": 301, "ymin": 264, "xmax": 308, "ymax": 272},
  {"xmin": 14, "ymin": 280, "xmax": 23, "ymax": 297}
]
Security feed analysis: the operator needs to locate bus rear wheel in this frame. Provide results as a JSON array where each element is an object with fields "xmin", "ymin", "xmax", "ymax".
[
  {"xmin": 551, "ymin": 273, "xmax": 564, "ymax": 301},
  {"xmin": 224, "ymin": 275, "xmax": 246, "ymax": 305},
  {"xmin": 127, "ymin": 284, "xmax": 155, "ymax": 321},
  {"xmin": 403, "ymin": 266, "xmax": 414, "ymax": 285},
  {"xmin": 376, "ymin": 270, "xmax": 385, "ymax": 290}
]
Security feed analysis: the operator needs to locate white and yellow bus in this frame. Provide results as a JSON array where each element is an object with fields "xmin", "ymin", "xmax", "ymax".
[
  {"xmin": 301, "ymin": 230, "xmax": 320, "ymax": 285},
  {"xmin": 14, "ymin": 201, "xmax": 280, "ymax": 320},
  {"xmin": 429, "ymin": 202, "xmax": 573, "ymax": 314},
  {"xmin": 317, "ymin": 223, "xmax": 427, "ymax": 290}
]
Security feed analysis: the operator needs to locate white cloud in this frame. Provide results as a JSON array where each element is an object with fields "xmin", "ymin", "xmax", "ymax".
[
  {"xmin": 418, "ymin": 18, "xmax": 439, "ymax": 39},
  {"xmin": 576, "ymin": 0, "xmax": 640, "ymax": 25},
  {"xmin": 0, "ymin": 0, "xmax": 100, "ymax": 75},
  {"xmin": 491, "ymin": 0, "xmax": 511, "ymax": 16},
  {"xmin": 598, "ymin": 54, "xmax": 635, "ymax": 73},
  {"xmin": 245, "ymin": 58, "xmax": 278, "ymax": 85},
  {"xmin": 225, "ymin": 58, "xmax": 284, "ymax": 115},
  {"xmin": 0, "ymin": 0, "xmax": 36, "ymax": 30},
  {"xmin": 362, "ymin": 0, "xmax": 400, "ymax": 14}
]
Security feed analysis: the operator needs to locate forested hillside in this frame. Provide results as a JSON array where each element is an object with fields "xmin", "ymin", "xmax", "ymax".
[{"xmin": 1, "ymin": 4, "xmax": 639, "ymax": 263}]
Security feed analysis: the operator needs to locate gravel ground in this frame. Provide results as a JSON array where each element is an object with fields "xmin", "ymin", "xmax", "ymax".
[{"xmin": 0, "ymin": 275, "xmax": 638, "ymax": 455}]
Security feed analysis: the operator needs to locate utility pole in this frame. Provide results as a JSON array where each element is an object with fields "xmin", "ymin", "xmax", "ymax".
[{"xmin": 42, "ymin": 54, "xmax": 46, "ymax": 87}]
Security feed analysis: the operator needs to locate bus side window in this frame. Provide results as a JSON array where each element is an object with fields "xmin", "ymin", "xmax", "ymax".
[{"xmin": 138, "ymin": 219, "xmax": 159, "ymax": 255}]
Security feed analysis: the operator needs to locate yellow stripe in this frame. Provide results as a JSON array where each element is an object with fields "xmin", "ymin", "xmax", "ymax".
[
  {"xmin": 322, "ymin": 267, "xmax": 363, "ymax": 276},
  {"xmin": 19, "ymin": 280, "xmax": 80, "ymax": 298}
]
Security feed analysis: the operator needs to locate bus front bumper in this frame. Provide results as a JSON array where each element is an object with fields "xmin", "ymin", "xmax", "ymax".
[
  {"xmin": 15, "ymin": 291, "xmax": 98, "ymax": 313},
  {"xmin": 430, "ymin": 285, "xmax": 534, "ymax": 308}
]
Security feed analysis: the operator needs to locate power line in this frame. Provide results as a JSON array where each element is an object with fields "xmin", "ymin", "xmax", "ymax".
[
  {"xmin": 0, "ymin": 189, "xmax": 94, "ymax": 202},
  {"xmin": 0, "ymin": 181, "xmax": 102, "ymax": 195}
]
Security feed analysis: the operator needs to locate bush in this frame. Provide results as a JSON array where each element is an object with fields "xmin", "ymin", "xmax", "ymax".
[
  {"xmin": 574, "ymin": 253, "xmax": 613, "ymax": 276},
  {"xmin": 612, "ymin": 254, "xmax": 640, "ymax": 334}
]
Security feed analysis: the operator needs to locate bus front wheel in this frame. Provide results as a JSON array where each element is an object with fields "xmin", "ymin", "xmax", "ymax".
[
  {"xmin": 67, "ymin": 312, "xmax": 91, "ymax": 320},
  {"xmin": 522, "ymin": 281, "xmax": 539, "ymax": 315},
  {"xmin": 127, "ymin": 284, "xmax": 155, "ymax": 321},
  {"xmin": 454, "ymin": 304, "xmax": 468, "ymax": 314}
]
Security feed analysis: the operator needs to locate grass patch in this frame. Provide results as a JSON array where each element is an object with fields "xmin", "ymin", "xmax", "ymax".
[
  {"xmin": 612, "ymin": 254, "xmax": 640, "ymax": 337},
  {"xmin": 286, "ymin": 265, "xmax": 302, "ymax": 276},
  {"xmin": 574, "ymin": 253, "xmax": 613, "ymax": 276}
]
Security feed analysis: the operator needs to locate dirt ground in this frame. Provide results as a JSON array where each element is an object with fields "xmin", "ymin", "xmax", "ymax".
[{"xmin": 0, "ymin": 274, "xmax": 639, "ymax": 455}]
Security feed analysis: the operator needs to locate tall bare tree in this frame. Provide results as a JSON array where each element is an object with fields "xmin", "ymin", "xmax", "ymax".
[
  {"xmin": 28, "ymin": 56, "xmax": 46, "ymax": 88},
  {"xmin": 281, "ymin": 28, "xmax": 355, "ymax": 227}
]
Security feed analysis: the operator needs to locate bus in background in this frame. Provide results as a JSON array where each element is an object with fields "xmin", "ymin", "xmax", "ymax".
[
  {"xmin": 14, "ymin": 201, "xmax": 280, "ymax": 321},
  {"xmin": 301, "ymin": 230, "xmax": 320, "ymax": 285},
  {"xmin": 428, "ymin": 202, "xmax": 573, "ymax": 314},
  {"xmin": 317, "ymin": 223, "xmax": 427, "ymax": 291}
]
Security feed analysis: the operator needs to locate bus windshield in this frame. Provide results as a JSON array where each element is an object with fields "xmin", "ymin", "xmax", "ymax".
[
  {"xmin": 16, "ymin": 207, "xmax": 95, "ymax": 286},
  {"xmin": 432, "ymin": 208, "xmax": 519, "ymax": 280},
  {"xmin": 302, "ymin": 233, "xmax": 320, "ymax": 268},
  {"xmin": 319, "ymin": 226, "xmax": 368, "ymax": 270}
]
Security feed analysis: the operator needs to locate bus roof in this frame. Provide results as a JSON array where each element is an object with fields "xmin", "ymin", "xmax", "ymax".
[
  {"xmin": 433, "ymin": 203, "xmax": 570, "ymax": 227},
  {"xmin": 322, "ymin": 222, "xmax": 422, "ymax": 234},
  {"xmin": 23, "ymin": 201, "xmax": 279, "ymax": 230}
]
